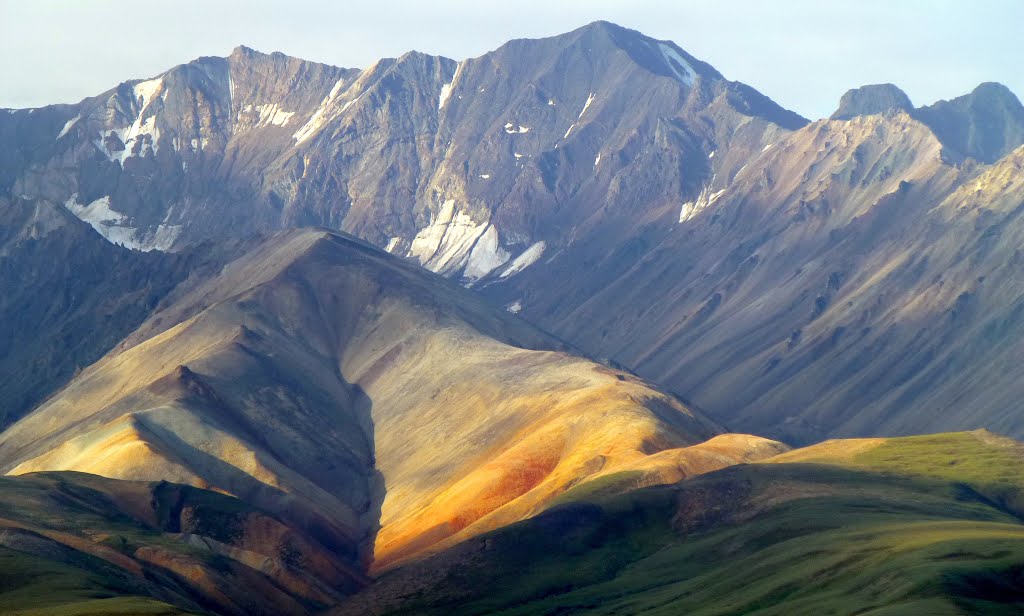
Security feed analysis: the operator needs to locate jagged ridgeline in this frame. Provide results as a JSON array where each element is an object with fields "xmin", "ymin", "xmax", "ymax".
[
  {"xmin": 1, "ymin": 19, "xmax": 1024, "ymax": 616},
  {"xmin": 4, "ymin": 22, "xmax": 1024, "ymax": 444}
]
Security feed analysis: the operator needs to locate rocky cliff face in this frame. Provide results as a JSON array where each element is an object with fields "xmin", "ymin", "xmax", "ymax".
[
  {"xmin": 915, "ymin": 81, "xmax": 1024, "ymax": 163},
  {"xmin": 483, "ymin": 105, "xmax": 1024, "ymax": 443},
  {"xmin": 3, "ymin": 20, "xmax": 1024, "ymax": 616},
  {"xmin": 830, "ymin": 83, "xmax": 914, "ymax": 120},
  {"xmin": 4, "ymin": 21, "xmax": 1024, "ymax": 446},
  {"xmin": 0, "ymin": 22, "xmax": 804, "ymax": 281}
]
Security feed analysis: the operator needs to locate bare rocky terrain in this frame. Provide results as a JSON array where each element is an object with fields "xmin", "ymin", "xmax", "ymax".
[
  {"xmin": 1, "ymin": 20, "xmax": 1023, "ymax": 615},
  {"xmin": 5, "ymin": 22, "xmax": 1023, "ymax": 444}
]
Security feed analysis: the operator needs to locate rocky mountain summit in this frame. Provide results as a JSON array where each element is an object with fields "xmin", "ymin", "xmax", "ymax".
[
  {"xmin": 3, "ymin": 22, "xmax": 1024, "ymax": 445},
  {"xmin": 2, "ymin": 19, "xmax": 1024, "ymax": 616}
]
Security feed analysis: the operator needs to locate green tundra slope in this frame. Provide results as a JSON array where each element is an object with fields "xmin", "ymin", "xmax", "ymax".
[
  {"xmin": 337, "ymin": 430, "xmax": 1024, "ymax": 616},
  {"xmin": 0, "ymin": 433, "xmax": 1021, "ymax": 615}
]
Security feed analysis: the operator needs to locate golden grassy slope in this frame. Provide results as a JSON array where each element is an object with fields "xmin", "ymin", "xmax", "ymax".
[{"xmin": 0, "ymin": 229, "xmax": 722, "ymax": 572}]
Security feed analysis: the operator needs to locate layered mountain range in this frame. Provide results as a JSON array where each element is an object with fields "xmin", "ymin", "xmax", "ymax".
[
  {"xmin": 0, "ymin": 204, "xmax": 788, "ymax": 614},
  {"xmin": 2, "ymin": 19, "xmax": 1024, "ymax": 615},
  {"xmin": 4, "ymin": 22, "xmax": 1024, "ymax": 445}
]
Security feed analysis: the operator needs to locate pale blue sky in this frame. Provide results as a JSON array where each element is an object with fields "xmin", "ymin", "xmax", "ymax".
[{"xmin": 1, "ymin": 0, "xmax": 1020, "ymax": 119}]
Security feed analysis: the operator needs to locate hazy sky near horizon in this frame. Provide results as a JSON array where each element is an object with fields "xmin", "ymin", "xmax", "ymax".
[{"xmin": 1, "ymin": 0, "xmax": 1020, "ymax": 119}]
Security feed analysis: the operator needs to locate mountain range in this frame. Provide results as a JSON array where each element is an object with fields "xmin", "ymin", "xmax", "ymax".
[
  {"xmin": 5, "ymin": 22, "xmax": 1024, "ymax": 445},
  {"xmin": 1, "ymin": 20, "xmax": 1023, "ymax": 615}
]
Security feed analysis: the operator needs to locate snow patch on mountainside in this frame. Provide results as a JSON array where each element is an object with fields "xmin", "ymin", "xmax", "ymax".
[
  {"xmin": 146, "ymin": 224, "xmax": 183, "ymax": 251},
  {"xmin": 63, "ymin": 194, "xmax": 137, "ymax": 246},
  {"xmin": 658, "ymin": 43, "xmax": 696, "ymax": 86},
  {"xmin": 94, "ymin": 79, "xmax": 166, "ymax": 163},
  {"xmin": 409, "ymin": 199, "xmax": 491, "ymax": 274},
  {"xmin": 294, "ymin": 78, "xmax": 347, "ymax": 144},
  {"xmin": 438, "ymin": 83, "xmax": 453, "ymax": 110},
  {"xmin": 500, "ymin": 241, "xmax": 546, "ymax": 278},
  {"xmin": 464, "ymin": 225, "xmax": 511, "ymax": 280},
  {"xmin": 340, "ymin": 94, "xmax": 363, "ymax": 113},
  {"xmin": 438, "ymin": 61, "xmax": 464, "ymax": 111},
  {"xmin": 562, "ymin": 93, "xmax": 597, "ymax": 140},
  {"xmin": 132, "ymin": 78, "xmax": 164, "ymax": 109},
  {"xmin": 679, "ymin": 179, "xmax": 727, "ymax": 222},
  {"xmin": 579, "ymin": 93, "xmax": 596, "ymax": 119},
  {"xmin": 385, "ymin": 237, "xmax": 401, "ymax": 253},
  {"xmin": 96, "ymin": 114, "xmax": 159, "ymax": 164},
  {"xmin": 249, "ymin": 103, "xmax": 295, "ymax": 127},
  {"xmin": 63, "ymin": 194, "xmax": 179, "ymax": 251},
  {"xmin": 57, "ymin": 115, "xmax": 80, "ymax": 140}
]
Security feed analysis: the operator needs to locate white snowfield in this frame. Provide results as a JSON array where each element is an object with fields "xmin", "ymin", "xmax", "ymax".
[
  {"xmin": 406, "ymin": 197, "xmax": 552, "ymax": 281},
  {"xmin": 500, "ymin": 241, "xmax": 546, "ymax": 278},
  {"xmin": 658, "ymin": 43, "xmax": 696, "ymax": 86},
  {"xmin": 438, "ymin": 82, "xmax": 453, "ymax": 110},
  {"xmin": 132, "ymin": 78, "xmax": 164, "ymax": 110},
  {"xmin": 62, "ymin": 194, "xmax": 181, "ymax": 252},
  {"xmin": 438, "ymin": 61, "xmax": 463, "ymax": 111},
  {"xmin": 464, "ymin": 224, "xmax": 511, "ymax": 280},
  {"xmin": 93, "ymin": 77, "xmax": 167, "ymax": 164},
  {"xmin": 409, "ymin": 199, "xmax": 492, "ymax": 275},
  {"xmin": 57, "ymin": 115, "xmax": 80, "ymax": 140},
  {"xmin": 679, "ymin": 177, "xmax": 727, "ymax": 223},
  {"xmin": 243, "ymin": 103, "xmax": 295, "ymax": 128},
  {"xmin": 578, "ymin": 93, "xmax": 596, "ymax": 119},
  {"xmin": 294, "ymin": 78, "xmax": 346, "ymax": 144},
  {"xmin": 564, "ymin": 92, "xmax": 597, "ymax": 140}
]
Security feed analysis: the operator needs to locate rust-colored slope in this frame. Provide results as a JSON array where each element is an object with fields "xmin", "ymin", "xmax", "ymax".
[
  {"xmin": 522, "ymin": 433, "xmax": 791, "ymax": 511},
  {"xmin": 0, "ymin": 229, "xmax": 720, "ymax": 573},
  {"xmin": 608, "ymin": 433, "xmax": 791, "ymax": 484}
]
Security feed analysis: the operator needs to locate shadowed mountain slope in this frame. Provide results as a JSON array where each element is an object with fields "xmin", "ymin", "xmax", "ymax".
[
  {"xmin": 0, "ymin": 21, "xmax": 804, "ymax": 279},
  {"xmin": 0, "ymin": 432, "xmax": 1019, "ymax": 615},
  {"xmin": 4, "ymin": 23, "xmax": 1024, "ymax": 446},
  {"xmin": 0, "ymin": 471, "xmax": 366, "ymax": 616},
  {"xmin": 0, "ymin": 228, "xmax": 722, "ymax": 576},
  {"xmin": 0, "ymin": 197, "xmax": 193, "ymax": 428},
  {"xmin": 915, "ymin": 82, "xmax": 1024, "ymax": 163},
  {"xmin": 2, "ymin": 22, "xmax": 1024, "ymax": 615},
  {"xmin": 485, "ymin": 104, "xmax": 1024, "ymax": 444},
  {"xmin": 337, "ymin": 430, "xmax": 1024, "ymax": 616}
]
